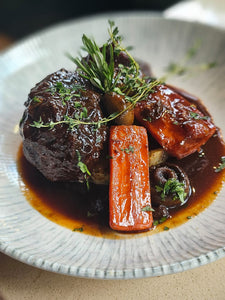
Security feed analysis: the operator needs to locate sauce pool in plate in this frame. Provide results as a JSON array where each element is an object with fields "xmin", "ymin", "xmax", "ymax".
[{"xmin": 17, "ymin": 126, "xmax": 225, "ymax": 239}]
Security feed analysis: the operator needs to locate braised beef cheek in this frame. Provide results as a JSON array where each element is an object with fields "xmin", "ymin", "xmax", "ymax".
[
  {"xmin": 19, "ymin": 69, "xmax": 108, "ymax": 182},
  {"xmin": 135, "ymin": 84, "xmax": 216, "ymax": 159}
]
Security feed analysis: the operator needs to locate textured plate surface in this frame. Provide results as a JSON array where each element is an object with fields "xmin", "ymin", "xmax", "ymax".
[{"xmin": 0, "ymin": 12, "xmax": 225, "ymax": 279}]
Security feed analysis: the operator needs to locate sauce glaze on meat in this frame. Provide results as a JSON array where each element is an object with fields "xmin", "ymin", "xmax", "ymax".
[{"xmin": 20, "ymin": 69, "xmax": 108, "ymax": 182}]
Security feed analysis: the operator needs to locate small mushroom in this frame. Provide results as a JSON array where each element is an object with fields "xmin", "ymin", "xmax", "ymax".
[
  {"xmin": 102, "ymin": 92, "xmax": 134, "ymax": 125},
  {"xmin": 152, "ymin": 205, "xmax": 170, "ymax": 222},
  {"xmin": 150, "ymin": 163, "xmax": 191, "ymax": 208}
]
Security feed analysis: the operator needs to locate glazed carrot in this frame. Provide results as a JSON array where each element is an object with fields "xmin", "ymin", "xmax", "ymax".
[
  {"xmin": 109, "ymin": 125, "xmax": 153, "ymax": 231},
  {"xmin": 134, "ymin": 84, "xmax": 216, "ymax": 159}
]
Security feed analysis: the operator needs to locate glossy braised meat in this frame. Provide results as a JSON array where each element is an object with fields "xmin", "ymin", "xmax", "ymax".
[
  {"xmin": 134, "ymin": 84, "xmax": 217, "ymax": 159},
  {"xmin": 20, "ymin": 69, "xmax": 108, "ymax": 182}
]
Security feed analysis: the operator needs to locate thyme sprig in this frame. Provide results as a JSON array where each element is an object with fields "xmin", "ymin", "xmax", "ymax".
[
  {"xmin": 30, "ymin": 20, "xmax": 214, "ymax": 132},
  {"xmin": 189, "ymin": 112, "xmax": 210, "ymax": 120},
  {"xmin": 46, "ymin": 82, "xmax": 83, "ymax": 105},
  {"xmin": 164, "ymin": 39, "xmax": 217, "ymax": 80},
  {"xmin": 107, "ymin": 20, "xmax": 140, "ymax": 76},
  {"xmin": 30, "ymin": 79, "xmax": 160, "ymax": 130}
]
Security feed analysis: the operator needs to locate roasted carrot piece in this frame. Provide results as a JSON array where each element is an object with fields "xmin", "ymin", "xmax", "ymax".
[
  {"xmin": 109, "ymin": 125, "xmax": 153, "ymax": 231},
  {"xmin": 134, "ymin": 84, "xmax": 216, "ymax": 159}
]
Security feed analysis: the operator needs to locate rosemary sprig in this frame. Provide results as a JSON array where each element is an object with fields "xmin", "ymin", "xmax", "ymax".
[
  {"xmin": 67, "ymin": 37, "xmax": 115, "ymax": 93},
  {"xmin": 34, "ymin": 21, "xmax": 216, "ymax": 132},
  {"xmin": 68, "ymin": 20, "xmax": 160, "ymax": 103},
  {"xmin": 30, "ymin": 21, "xmax": 218, "ymax": 133}
]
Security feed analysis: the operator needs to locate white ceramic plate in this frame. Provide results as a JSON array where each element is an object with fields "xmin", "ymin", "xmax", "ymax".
[{"xmin": 0, "ymin": 12, "xmax": 225, "ymax": 279}]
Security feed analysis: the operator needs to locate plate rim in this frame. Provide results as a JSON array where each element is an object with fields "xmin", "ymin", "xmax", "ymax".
[
  {"xmin": 1, "ymin": 11, "xmax": 225, "ymax": 279},
  {"xmin": 1, "ymin": 10, "xmax": 225, "ymax": 60}
]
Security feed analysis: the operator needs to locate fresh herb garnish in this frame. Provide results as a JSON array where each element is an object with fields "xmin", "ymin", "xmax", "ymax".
[
  {"xmin": 32, "ymin": 96, "xmax": 42, "ymax": 103},
  {"xmin": 30, "ymin": 21, "xmax": 215, "ymax": 132},
  {"xmin": 30, "ymin": 117, "xmax": 46, "ymax": 129},
  {"xmin": 187, "ymin": 216, "xmax": 192, "ymax": 219},
  {"xmin": 121, "ymin": 145, "xmax": 134, "ymax": 154},
  {"xmin": 166, "ymin": 63, "xmax": 187, "ymax": 76},
  {"xmin": 77, "ymin": 161, "xmax": 91, "ymax": 175},
  {"xmin": 164, "ymin": 39, "xmax": 217, "ymax": 79},
  {"xmin": 74, "ymin": 107, "xmax": 88, "ymax": 121},
  {"xmin": 141, "ymin": 205, "xmax": 155, "ymax": 212},
  {"xmin": 73, "ymin": 227, "xmax": 84, "ymax": 232},
  {"xmin": 189, "ymin": 112, "xmax": 209, "ymax": 120},
  {"xmin": 74, "ymin": 101, "xmax": 82, "ymax": 108},
  {"xmin": 159, "ymin": 216, "xmax": 168, "ymax": 223},
  {"xmin": 189, "ymin": 112, "xmax": 199, "ymax": 119},
  {"xmin": 76, "ymin": 150, "xmax": 91, "ymax": 189},
  {"xmin": 46, "ymin": 82, "xmax": 83, "ymax": 105},
  {"xmin": 68, "ymin": 20, "xmax": 161, "ymax": 104},
  {"xmin": 153, "ymin": 220, "xmax": 159, "ymax": 226},
  {"xmin": 214, "ymin": 156, "xmax": 225, "ymax": 173},
  {"xmin": 186, "ymin": 39, "xmax": 202, "ymax": 59},
  {"xmin": 87, "ymin": 211, "xmax": 96, "ymax": 217},
  {"xmin": 163, "ymin": 226, "xmax": 169, "ymax": 231},
  {"xmin": 155, "ymin": 178, "xmax": 187, "ymax": 203},
  {"xmin": 30, "ymin": 21, "xmax": 161, "ymax": 131},
  {"xmin": 29, "ymin": 76, "xmax": 159, "ymax": 131},
  {"xmin": 108, "ymin": 20, "xmax": 140, "ymax": 76},
  {"xmin": 153, "ymin": 216, "xmax": 168, "ymax": 226},
  {"xmin": 67, "ymin": 36, "xmax": 115, "ymax": 93},
  {"xmin": 166, "ymin": 61, "xmax": 217, "ymax": 78}
]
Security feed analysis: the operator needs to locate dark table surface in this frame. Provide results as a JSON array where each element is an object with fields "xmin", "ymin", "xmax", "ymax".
[{"xmin": 0, "ymin": 0, "xmax": 180, "ymax": 40}]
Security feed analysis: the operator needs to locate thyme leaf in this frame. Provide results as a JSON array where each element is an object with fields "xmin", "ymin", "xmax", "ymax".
[
  {"xmin": 46, "ymin": 81, "xmax": 83, "ymax": 105},
  {"xmin": 73, "ymin": 227, "xmax": 84, "ymax": 232},
  {"xmin": 164, "ymin": 39, "xmax": 217, "ymax": 79},
  {"xmin": 163, "ymin": 226, "xmax": 170, "ymax": 231},
  {"xmin": 121, "ymin": 145, "xmax": 134, "ymax": 154},
  {"xmin": 189, "ymin": 112, "xmax": 210, "ymax": 120},
  {"xmin": 153, "ymin": 216, "xmax": 168, "ymax": 226},
  {"xmin": 30, "ymin": 117, "xmax": 46, "ymax": 128}
]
